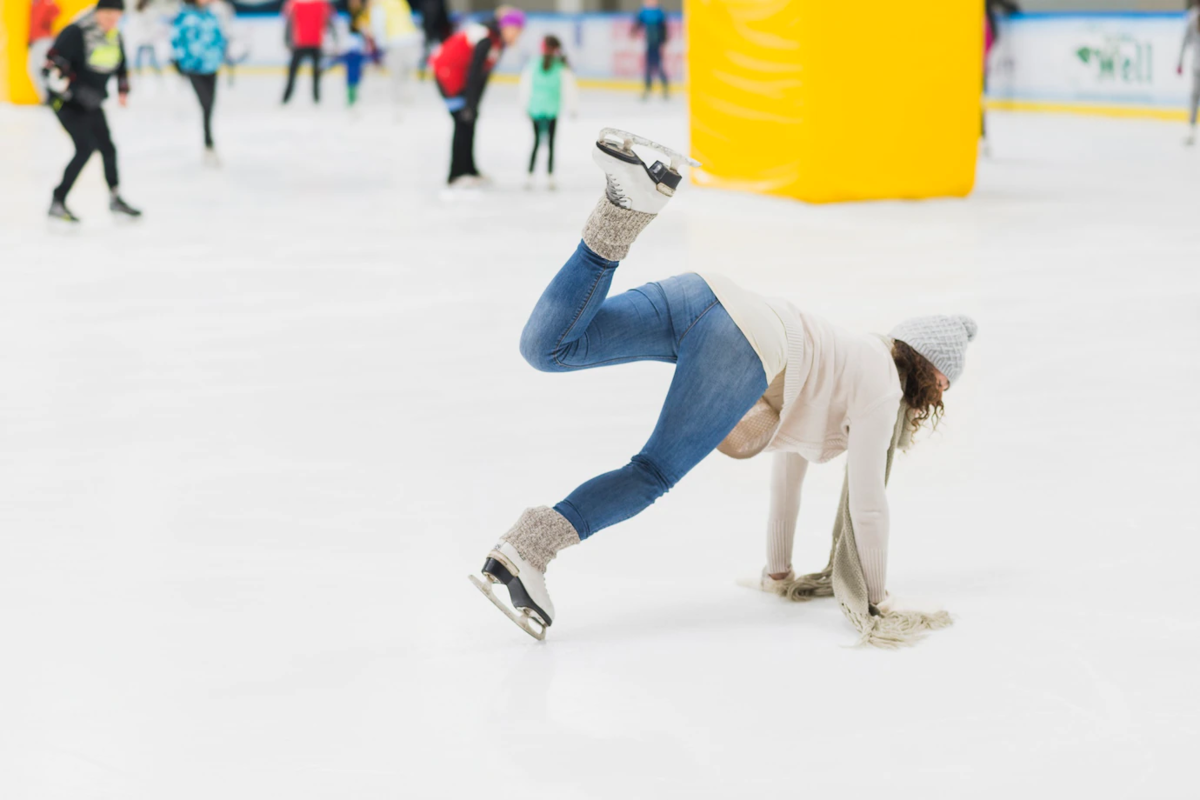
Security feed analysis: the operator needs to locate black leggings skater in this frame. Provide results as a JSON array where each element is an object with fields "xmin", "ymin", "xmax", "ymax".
[
  {"xmin": 185, "ymin": 72, "xmax": 217, "ymax": 148},
  {"xmin": 528, "ymin": 116, "xmax": 557, "ymax": 175},
  {"xmin": 448, "ymin": 106, "xmax": 479, "ymax": 182},
  {"xmin": 282, "ymin": 46, "xmax": 322, "ymax": 103},
  {"xmin": 53, "ymin": 103, "xmax": 118, "ymax": 202}
]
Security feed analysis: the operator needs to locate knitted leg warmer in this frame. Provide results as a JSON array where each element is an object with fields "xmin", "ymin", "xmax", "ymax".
[
  {"xmin": 581, "ymin": 197, "xmax": 656, "ymax": 261},
  {"xmin": 498, "ymin": 506, "xmax": 581, "ymax": 573}
]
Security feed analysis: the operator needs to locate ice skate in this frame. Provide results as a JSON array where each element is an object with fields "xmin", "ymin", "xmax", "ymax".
[
  {"xmin": 1186, "ymin": 129, "xmax": 1196, "ymax": 147},
  {"xmin": 468, "ymin": 506, "xmax": 580, "ymax": 641},
  {"xmin": 547, "ymin": 175, "xmax": 557, "ymax": 191},
  {"xmin": 109, "ymin": 193, "xmax": 143, "ymax": 219},
  {"xmin": 48, "ymin": 198, "xmax": 80, "ymax": 223},
  {"xmin": 592, "ymin": 127, "xmax": 699, "ymax": 215},
  {"xmin": 469, "ymin": 543, "xmax": 556, "ymax": 641},
  {"xmin": 203, "ymin": 147, "xmax": 222, "ymax": 168}
]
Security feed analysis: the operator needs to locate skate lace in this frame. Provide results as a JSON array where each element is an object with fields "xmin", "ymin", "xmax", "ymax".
[{"xmin": 605, "ymin": 175, "xmax": 632, "ymax": 210}]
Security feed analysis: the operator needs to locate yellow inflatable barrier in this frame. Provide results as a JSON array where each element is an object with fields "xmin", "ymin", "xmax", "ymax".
[
  {"xmin": 688, "ymin": 0, "xmax": 982, "ymax": 203},
  {"xmin": 2, "ymin": 0, "xmax": 94, "ymax": 105}
]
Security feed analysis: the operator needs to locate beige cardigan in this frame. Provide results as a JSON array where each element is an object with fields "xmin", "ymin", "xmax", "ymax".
[
  {"xmin": 700, "ymin": 275, "xmax": 901, "ymax": 604},
  {"xmin": 763, "ymin": 299, "xmax": 901, "ymax": 604}
]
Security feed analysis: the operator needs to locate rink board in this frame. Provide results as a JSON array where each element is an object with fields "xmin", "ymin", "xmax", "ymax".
[{"xmin": 989, "ymin": 12, "xmax": 1197, "ymax": 115}]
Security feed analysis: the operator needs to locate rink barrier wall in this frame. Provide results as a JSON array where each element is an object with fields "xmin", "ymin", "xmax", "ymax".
[
  {"xmin": 6, "ymin": 9, "xmax": 1195, "ymax": 123},
  {"xmin": 988, "ymin": 12, "xmax": 1197, "ymax": 121}
]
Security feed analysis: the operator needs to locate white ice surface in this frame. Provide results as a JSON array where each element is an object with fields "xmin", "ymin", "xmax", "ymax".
[{"xmin": 1, "ymin": 76, "xmax": 1198, "ymax": 799}]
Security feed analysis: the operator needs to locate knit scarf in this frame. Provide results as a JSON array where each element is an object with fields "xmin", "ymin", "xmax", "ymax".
[{"xmin": 769, "ymin": 401, "xmax": 954, "ymax": 649}]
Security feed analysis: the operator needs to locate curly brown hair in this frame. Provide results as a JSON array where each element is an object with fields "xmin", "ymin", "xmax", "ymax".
[{"xmin": 892, "ymin": 340, "xmax": 944, "ymax": 434}]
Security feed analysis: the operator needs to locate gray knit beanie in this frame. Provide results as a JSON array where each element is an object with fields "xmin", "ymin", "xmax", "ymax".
[{"xmin": 889, "ymin": 315, "xmax": 978, "ymax": 384}]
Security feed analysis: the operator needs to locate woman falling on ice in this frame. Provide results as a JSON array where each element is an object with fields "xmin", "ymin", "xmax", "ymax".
[
  {"xmin": 1179, "ymin": 2, "xmax": 1200, "ymax": 146},
  {"xmin": 470, "ymin": 130, "xmax": 977, "ymax": 643}
]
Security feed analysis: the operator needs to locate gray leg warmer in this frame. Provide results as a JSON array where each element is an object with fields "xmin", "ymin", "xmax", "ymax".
[
  {"xmin": 498, "ymin": 506, "xmax": 581, "ymax": 572},
  {"xmin": 581, "ymin": 197, "xmax": 657, "ymax": 262}
]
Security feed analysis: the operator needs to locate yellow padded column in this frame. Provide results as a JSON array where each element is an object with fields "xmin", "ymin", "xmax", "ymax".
[{"xmin": 688, "ymin": 0, "xmax": 982, "ymax": 203}]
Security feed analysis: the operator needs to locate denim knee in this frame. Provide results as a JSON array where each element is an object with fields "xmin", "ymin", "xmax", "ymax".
[
  {"xmin": 630, "ymin": 453, "xmax": 674, "ymax": 497},
  {"xmin": 519, "ymin": 319, "xmax": 565, "ymax": 373}
]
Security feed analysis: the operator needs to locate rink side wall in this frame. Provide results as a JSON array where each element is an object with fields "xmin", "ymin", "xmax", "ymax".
[
  {"xmin": 215, "ymin": 11, "xmax": 685, "ymax": 85},
  {"xmin": 988, "ymin": 12, "xmax": 1194, "ymax": 121},
  {"xmin": 6, "ymin": 10, "xmax": 1194, "ymax": 121}
]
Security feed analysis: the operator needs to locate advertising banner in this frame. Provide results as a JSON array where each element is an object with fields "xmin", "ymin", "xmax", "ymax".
[{"xmin": 989, "ymin": 13, "xmax": 1196, "ymax": 112}]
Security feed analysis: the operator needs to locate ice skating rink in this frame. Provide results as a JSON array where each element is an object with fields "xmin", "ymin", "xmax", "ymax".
[{"xmin": 1, "ymin": 76, "xmax": 1198, "ymax": 799}]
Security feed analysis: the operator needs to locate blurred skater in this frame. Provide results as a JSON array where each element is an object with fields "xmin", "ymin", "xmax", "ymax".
[
  {"xmin": 1179, "ymin": 2, "xmax": 1200, "ymax": 146},
  {"xmin": 373, "ymin": 0, "xmax": 421, "ymax": 112},
  {"xmin": 429, "ymin": 6, "xmax": 524, "ymax": 187},
  {"xmin": 126, "ymin": 0, "xmax": 165, "ymax": 75},
  {"xmin": 632, "ymin": 0, "xmax": 668, "ymax": 100},
  {"xmin": 171, "ymin": 0, "xmax": 226, "ymax": 164},
  {"xmin": 281, "ymin": 0, "xmax": 334, "ymax": 105},
  {"xmin": 418, "ymin": 0, "xmax": 451, "ymax": 79},
  {"xmin": 518, "ymin": 35, "xmax": 577, "ymax": 190},
  {"xmin": 328, "ymin": 31, "xmax": 378, "ymax": 107},
  {"xmin": 43, "ymin": 0, "xmax": 141, "ymax": 221},
  {"xmin": 982, "ymin": 0, "xmax": 1019, "ymax": 154},
  {"xmin": 27, "ymin": 0, "xmax": 61, "ymax": 103}
]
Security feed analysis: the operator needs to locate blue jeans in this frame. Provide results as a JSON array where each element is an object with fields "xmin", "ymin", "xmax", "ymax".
[{"xmin": 519, "ymin": 241, "xmax": 768, "ymax": 540}]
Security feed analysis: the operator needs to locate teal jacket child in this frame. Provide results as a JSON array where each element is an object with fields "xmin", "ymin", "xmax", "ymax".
[{"xmin": 519, "ymin": 54, "xmax": 578, "ymax": 120}]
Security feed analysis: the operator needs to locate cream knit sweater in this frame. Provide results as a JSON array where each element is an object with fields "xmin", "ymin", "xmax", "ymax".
[{"xmin": 699, "ymin": 274, "xmax": 902, "ymax": 604}]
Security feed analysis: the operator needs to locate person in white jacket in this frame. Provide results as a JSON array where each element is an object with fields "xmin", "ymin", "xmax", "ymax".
[
  {"xmin": 469, "ymin": 129, "xmax": 978, "ymax": 639},
  {"xmin": 372, "ymin": 0, "xmax": 422, "ymax": 112},
  {"xmin": 1179, "ymin": 4, "xmax": 1200, "ymax": 146}
]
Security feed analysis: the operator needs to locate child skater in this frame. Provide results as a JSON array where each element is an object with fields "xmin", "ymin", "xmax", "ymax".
[
  {"xmin": 518, "ymin": 35, "xmax": 578, "ymax": 190},
  {"xmin": 328, "ymin": 31, "xmax": 378, "ymax": 107}
]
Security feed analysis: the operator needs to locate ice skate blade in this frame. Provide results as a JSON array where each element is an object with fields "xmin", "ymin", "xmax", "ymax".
[
  {"xmin": 596, "ymin": 127, "xmax": 700, "ymax": 171},
  {"xmin": 468, "ymin": 574, "xmax": 546, "ymax": 641}
]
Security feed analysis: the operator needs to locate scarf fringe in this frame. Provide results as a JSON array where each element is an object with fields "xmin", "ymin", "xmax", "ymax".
[
  {"xmin": 770, "ymin": 568, "xmax": 953, "ymax": 650},
  {"xmin": 844, "ymin": 606, "xmax": 954, "ymax": 650}
]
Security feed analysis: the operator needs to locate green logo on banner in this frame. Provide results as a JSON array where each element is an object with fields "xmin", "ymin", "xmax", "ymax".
[{"xmin": 1075, "ymin": 35, "xmax": 1153, "ymax": 84}]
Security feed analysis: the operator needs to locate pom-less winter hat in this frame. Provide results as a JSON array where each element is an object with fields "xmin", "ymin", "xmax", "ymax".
[
  {"xmin": 890, "ymin": 314, "xmax": 978, "ymax": 384},
  {"xmin": 96, "ymin": 0, "xmax": 125, "ymax": 10}
]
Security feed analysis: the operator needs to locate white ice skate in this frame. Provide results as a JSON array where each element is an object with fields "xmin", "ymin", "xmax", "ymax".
[
  {"xmin": 592, "ymin": 128, "xmax": 700, "ymax": 215},
  {"xmin": 468, "ymin": 543, "xmax": 556, "ymax": 641},
  {"xmin": 203, "ymin": 147, "xmax": 222, "ymax": 169},
  {"xmin": 1185, "ymin": 129, "xmax": 1196, "ymax": 147}
]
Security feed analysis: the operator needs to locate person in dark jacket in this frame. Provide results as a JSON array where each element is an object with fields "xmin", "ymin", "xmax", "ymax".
[
  {"xmin": 43, "ymin": 0, "xmax": 142, "ymax": 222},
  {"xmin": 632, "ymin": 0, "xmax": 668, "ymax": 100},
  {"xmin": 429, "ymin": 7, "xmax": 524, "ymax": 186},
  {"xmin": 418, "ymin": 0, "xmax": 451, "ymax": 78}
]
